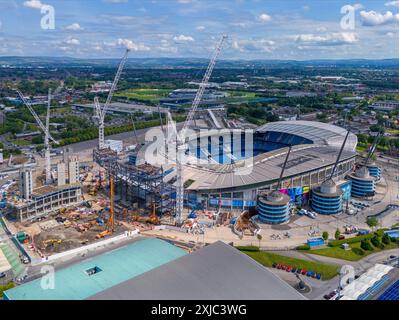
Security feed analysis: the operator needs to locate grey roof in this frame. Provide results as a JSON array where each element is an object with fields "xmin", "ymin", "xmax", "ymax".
[
  {"xmin": 88, "ymin": 241, "xmax": 306, "ymax": 300},
  {"xmin": 184, "ymin": 144, "xmax": 356, "ymax": 190},
  {"xmin": 256, "ymin": 120, "xmax": 357, "ymax": 151}
]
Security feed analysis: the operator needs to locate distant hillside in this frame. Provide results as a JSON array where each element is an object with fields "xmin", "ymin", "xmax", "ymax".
[{"xmin": 2, "ymin": 56, "xmax": 399, "ymax": 69}]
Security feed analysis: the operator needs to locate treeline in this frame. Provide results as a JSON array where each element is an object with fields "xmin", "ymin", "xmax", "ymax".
[
  {"xmin": 227, "ymin": 104, "xmax": 279, "ymax": 125},
  {"xmin": 57, "ymin": 115, "xmax": 185, "ymax": 147}
]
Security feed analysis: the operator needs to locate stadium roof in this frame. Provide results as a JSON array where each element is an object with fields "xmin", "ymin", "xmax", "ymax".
[
  {"xmin": 256, "ymin": 121, "xmax": 357, "ymax": 151},
  {"xmin": 4, "ymin": 238, "xmax": 186, "ymax": 300},
  {"xmin": 184, "ymin": 144, "xmax": 356, "ymax": 190},
  {"xmin": 89, "ymin": 241, "xmax": 306, "ymax": 300}
]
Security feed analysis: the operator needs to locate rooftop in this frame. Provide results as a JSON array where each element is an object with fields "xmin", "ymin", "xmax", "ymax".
[
  {"xmin": 89, "ymin": 241, "xmax": 306, "ymax": 300},
  {"xmin": 4, "ymin": 238, "xmax": 186, "ymax": 300}
]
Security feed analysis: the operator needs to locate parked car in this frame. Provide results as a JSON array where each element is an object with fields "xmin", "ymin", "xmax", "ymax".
[{"xmin": 301, "ymin": 269, "xmax": 307, "ymax": 275}]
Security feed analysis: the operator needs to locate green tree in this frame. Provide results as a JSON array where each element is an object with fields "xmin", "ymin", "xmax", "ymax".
[
  {"xmin": 366, "ymin": 217, "xmax": 378, "ymax": 231},
  {"xmin": 335, "ymin": 229, "xmax": 341, "ymax": 240},
  {"xmin": 382, "ymin": 233, "xmax": 391, "ymax": 245},
  {"xmin": 257, "ymin": 234, "xmax": 262, "ymax": 249},
  {"xmin": 322, "ymin": 231, "xmax": 329, "ymax": 241},
  {"xmin": 360, "ymin": 239, "xmax": 373, "ymax": 251}
]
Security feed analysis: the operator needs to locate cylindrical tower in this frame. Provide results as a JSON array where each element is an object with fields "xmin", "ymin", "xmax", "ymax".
[
  {"xmin": 311, "ymin": 179, "xmax": 343, "ymax": 215},
  {"xmin": 348, "ymin": 166, "xmax": 375, "ymax": 198},
  {"xmin": 257, "ymin": 191, "xmax": 290, "ymax": 224}
]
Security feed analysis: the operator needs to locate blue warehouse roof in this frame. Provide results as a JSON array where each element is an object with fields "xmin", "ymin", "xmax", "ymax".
[{"xmin": 4, "ymin": 238, "xmax": 186, "ymax": 300}]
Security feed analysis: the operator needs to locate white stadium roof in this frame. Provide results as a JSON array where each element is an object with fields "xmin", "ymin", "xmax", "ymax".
[{"xmin": 257, "ymin": 120, "xmax": 357, "ymax": 151}]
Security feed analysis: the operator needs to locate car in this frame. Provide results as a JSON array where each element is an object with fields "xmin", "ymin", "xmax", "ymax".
[
  {"xmin": 277, "ymin": 264, "xmax": 282, "ymax": 269},
  {"xmin": 390, "ymin": 255, "xmax": 397, "ymax": 259},
  {"xmin": 316, "ymin": 273, "xmax": 321, "ymax": 280},
  {"xmin": 306, "ymin": 271, "xmax": 314, "ymax": 277},
  {"xmin": 286, "ymin": 267, "xmax": 293, "ymax": 272},
  {"xmin": 296, "ymin": 269, "xmax": 301, "ymax": 274},
  {"xmin": 301, "ymin": 269, "xmax": 307, "ymax": 275},
  {"xmin": 311, "ymin": 273, "xmax": 318, "ymax": 279},
  {"xmin": 272, "ymin": 263, "xmax": 277, "ymax": 268},
  {"xmin": 291, "ymin": 268, "xmax": 297, "ymax": 273}
]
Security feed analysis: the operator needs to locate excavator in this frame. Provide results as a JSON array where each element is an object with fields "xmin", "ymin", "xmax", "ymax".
[
  {"xmin": 131, "ymin": 203, "xmax": 159, "ymax": 225},
  {"xmin": 96, "ymin": 176, "xmax": 115, "ymax": 239}
]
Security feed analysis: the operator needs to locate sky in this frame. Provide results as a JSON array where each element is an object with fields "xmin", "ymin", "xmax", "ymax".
[{"xmin": 1, "ymin": 0, "xmax": 399, "ymax": 60}]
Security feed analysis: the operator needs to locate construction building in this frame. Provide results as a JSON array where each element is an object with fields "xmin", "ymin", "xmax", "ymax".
[
  {"xmin": 67, "ymin": 155, "xmax": 79, "ymax": 184},
  {"xmin": 11, "ymin": 183, "xmax": 82, "ymax": 222},
  {"xmin": 57, "ymin": 162, "xmax": 66, "ymax": 186},
  {"xmin": 18, "ymin": 168, "xmax": 34, "ymax": 200}
]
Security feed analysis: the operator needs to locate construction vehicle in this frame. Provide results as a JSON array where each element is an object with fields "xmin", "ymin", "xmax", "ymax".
[
  {"xmin": 150, "ymin": 203, "xmax": 160, "ymax": 225},
  {"xmin": 96, "ymin": 176, "xmax": 115, "ymax": 239},
  {"xmin": 41, "ymin": 239, "xmax": 62, "ymax": 250}
]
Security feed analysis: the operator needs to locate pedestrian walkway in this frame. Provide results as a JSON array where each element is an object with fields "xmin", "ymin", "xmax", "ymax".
[{"xmin": 0, "ymin": 244, "xmax": 24, "ymax": 277}]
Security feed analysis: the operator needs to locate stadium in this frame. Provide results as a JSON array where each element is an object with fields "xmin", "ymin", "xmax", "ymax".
[{"xmin": 138, "ymin": 120, "xmax": 358, "ymax": 212}]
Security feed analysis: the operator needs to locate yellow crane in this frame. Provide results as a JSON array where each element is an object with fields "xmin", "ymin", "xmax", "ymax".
[{"xmin": 96, "ymin": 176, "xmax": 115, "ymax": 239}]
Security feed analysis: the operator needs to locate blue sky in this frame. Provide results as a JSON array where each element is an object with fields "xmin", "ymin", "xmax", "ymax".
[{"xmin": 1, "ymin": 0, "xmax": 399, "ymax": 59}]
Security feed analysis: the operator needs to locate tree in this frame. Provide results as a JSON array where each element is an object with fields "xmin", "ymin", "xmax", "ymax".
[
  {"xmin": 382, "ymin": 233, "xmax": 391, "ymax": 245},
  {"xmin": 361, "ymin": 239, "xmax": 373, "ymax": 251},
  {"xmin": 335, "ymin": 229, "xmax": 341, "ymax": 240},
  {"xmin": 367, "ymin": 217, "xmax": 378, "ymax": 231},
  {"xmin": 371, "ymin": 235, "xmax": 381, "ymax": 248},
  {"xmin": 322, "ymin": 231, "xmax": 329, "ymax": 241},
  {"xmin": 257, "ymin": 234, "xmax": 262, "ymax": 249}
]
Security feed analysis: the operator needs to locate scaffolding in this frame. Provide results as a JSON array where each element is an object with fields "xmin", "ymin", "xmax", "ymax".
[{"xmin": 93, "ymin": 149, "xmax": 175, "ymax": 219}]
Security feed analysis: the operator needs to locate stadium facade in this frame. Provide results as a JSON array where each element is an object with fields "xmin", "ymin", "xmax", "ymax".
[{"xmin": 138, "ymin": 121, "xmax": 358, "ymax": 212}]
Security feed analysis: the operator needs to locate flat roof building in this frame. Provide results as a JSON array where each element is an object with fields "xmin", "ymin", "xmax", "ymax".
[{"xmin": 89, "ymin": 241, "xmax": 306, "ymax": 300}]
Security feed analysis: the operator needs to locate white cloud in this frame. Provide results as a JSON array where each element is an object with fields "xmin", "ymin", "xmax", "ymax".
[
  {"xmin": 233, "ymin": 39, "xmax": 275, "ymax": 53},
  {"xmin": 386, "ymin": 31, "xmax": 395, "ymax": 37},
  {"xmin": 385, "ymin": 1, "xmax": 399, "ymax": 7},
  {"xmin": 360, "ymin": 10, "xmax": 399, "ymax": 26},
  {"xmin": 173, "ymin": 34, "xmax": 194, "ymax": 42},
  {"xmin": 23, "ymin": 0, "xmax": 47, "ymax": 10},
  {"xmin": 353, "ymin": 3, "xmax": 364, "ymax": 10},
  {"xmin": 196, "ymin": 25, "xmax": 205, "ymax": 31},
  {"xmin": 177, "ymin": 0, "xmax": 193, "ymax": 3},
  {"xmin": 258, "ymin": 13, "xmax": 271, "ymax": 23},
  {"xmin": 117, "ymin": 38, "xmax": 150, "ymax": 51},
  {"xmin": 65, "ymin": 38, "xmax": 80, "ymax": 45},
  {"xmin": 295, "ymin": 32, "xmax": 358, "ymax": 46},
  {"xmin": 65, "ymin": 23, "xmax": 83, "ymax": 31}
]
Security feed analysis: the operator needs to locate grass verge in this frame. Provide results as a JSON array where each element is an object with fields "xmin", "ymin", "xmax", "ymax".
[{"xmin": 237, "ymin": 246, "xmax": 339, "ymax": 280}]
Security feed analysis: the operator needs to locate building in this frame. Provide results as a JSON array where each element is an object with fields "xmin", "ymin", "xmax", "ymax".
[
  {"xmin": 3, "ymin": 238, "xmax": 187, "ymax": 300},
  {"xmin": 57, "ymin": 162, "xmax": 66, "ymax": 186},
  {"xmin": 104, "ymin": 140, "xmax": 123, "ymax": 154},
  {"xmin": 18, "ymin": 168, "xmax": 34, "ymax": 200},
  {"xmin": 348, "ymin": 166, "xmax": 375, "ymax": 198},
  {"xmin": 12, "ymin": 183, "xmax": 82, "ymax": 222},
  {"xmin": 138, "ymin": 121, "xmax": 357, "ymax": 211},
  {"xmin": 68, "ymin": 156, "xmax": 79, "ymax": 184},
  {"xmin": 257, "ymin": 191, "xmax": 291, "ymax": 224},
  {"xmin": 340, "ymin": 264, "xmax": 399, "ymax": 300},
  {"xmin": 89, "ymin": 241, "xmax": 306, "ymax": 300},
  {"xmin": 371, "ymin": 101, "xmax": 399, "ymax": 112},
  {"xmin": 311, "ymin": 179, "xmax": 343, "ymax": 215}
]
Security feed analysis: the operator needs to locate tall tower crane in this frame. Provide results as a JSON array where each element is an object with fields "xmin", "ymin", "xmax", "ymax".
[
  {"xmin": 174, "ymin": 35, "xmax": 227, "ymax": 224},
  {"xmin": 95, "ymin": 49, "xmax": 130, "ymax": 149},
  {"xmin": 16, "ymin": 89, "xmax": 60, "ymax": 185}
]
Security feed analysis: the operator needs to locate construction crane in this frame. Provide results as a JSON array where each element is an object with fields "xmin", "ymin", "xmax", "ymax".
[
  {"xmin": 96, "ymin": 176, "xmax": 115, "ymax": 239},
  {"xmin": 328, "ymin": 130, "xmax": 351, "ymax": 181},
  {"xmin": 365, "ymin": 130, "xmax": 383, "ymax": 166},
  {"xmin": 16, "ymin": 89, "xmax": 60, "ymax": 185},
  {"xmin": 174, "ymin": 35, "xmax": 227, "ymax": 225},
  {"xmin": 95, "ymin": 49, "xmax": 130, "ymax": 149},
  {"xmin": 277, "ymin": 145, "xmax": 292, "ymax": 190}
]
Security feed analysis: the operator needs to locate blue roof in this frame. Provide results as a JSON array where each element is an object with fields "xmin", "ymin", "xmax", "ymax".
[{"xmin": 4, "ymin": 238, "xmax": 186, "ymax": 300}]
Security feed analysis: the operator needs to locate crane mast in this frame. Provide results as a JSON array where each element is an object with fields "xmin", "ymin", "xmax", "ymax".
[
  {"xmin": 97, "ymin": 49, "xmax": 130, "ymax": 149},
  {"xmin": 45, "ymin": 89, "xmax": 52, "ymax": 184},
  {"xmin": 175, "ymin": 35, "xmax": 227, "ymax": 224}
]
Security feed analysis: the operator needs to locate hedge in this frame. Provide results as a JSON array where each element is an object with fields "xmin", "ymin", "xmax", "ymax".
[{"xmin": 328, "ymin": 233, "xmax": 373, "ymax": 247}]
